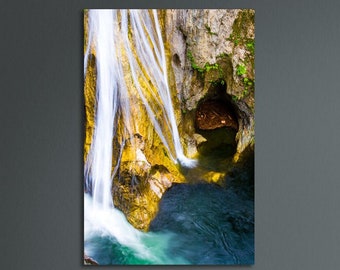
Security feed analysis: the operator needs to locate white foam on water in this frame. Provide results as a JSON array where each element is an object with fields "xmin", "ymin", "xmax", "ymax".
[{"xmin": 84, "ymin": 194, "xmax": 188, "ymax": 264}]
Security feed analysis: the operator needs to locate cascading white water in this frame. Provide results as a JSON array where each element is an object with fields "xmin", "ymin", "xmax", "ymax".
[
  {"xmin": 84, "ymin": 9, "xmax": 196, "ymax": 206},
  {"xmin": 126, "ymin": 10, "xmax": 197, "ymax": 168},
  {"xmin": 84, "ymin": 10, "xmax": 117, "ymax": 208},
  {"xmin": 83, "ymin": 9, "xmax": 196, "ymax": 264}
]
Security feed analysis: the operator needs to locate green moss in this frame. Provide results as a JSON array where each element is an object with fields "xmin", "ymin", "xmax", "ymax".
[
  {"xmin": 232, "ymin": 95, "xmax": 239, "ymax": 102},
  {"xmin": 235, "ymin": 61, "xmax": 255, "ymax": 99},
  {"xmin": 226, "ymin": 10, "xmax": 255, "ymax": 103},
  {"xmin": 187, "ymin": 50, "xmax": 204, "ymax": 73},
  {"xmin": 205, "ymin": 24, "xmax": 218, "ymax": 36},
  {"xmin": 187, "ymin": 50, "xmax": 224, "ymax": 79},
  {"xmin": 236, "ymin": 63, "xmax": 247, "ymax": 76},
  {"xmin": 227, "ymin": 10, "xmax": 255, "ymax": 62},
  {"xmin": 231, "ymin": 10, "xmax": 255, "ymax": 40},
  {"xmin": 217, "ymin": 52, "xmax": 229, "ymax": 58},
  {"xmin": 208, "ymin": 79, "xmax": 225, "ymax": 86},
  {"xmin": 246, "ymin": 39, "xmax": 255, "ymax": 54}
]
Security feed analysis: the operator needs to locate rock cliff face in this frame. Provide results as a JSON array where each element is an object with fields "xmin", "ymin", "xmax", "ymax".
[
  {"xmin": 84, "ymin": 9, "xmax": 254, "ymax": 231},
  {"xmin": 164, "ymin": 9, "xmax": 255, "ymax": 162}
]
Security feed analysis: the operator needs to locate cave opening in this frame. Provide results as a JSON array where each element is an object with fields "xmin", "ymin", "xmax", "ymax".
[{"xmin": 194, "ymin": 80, "xmax": 238, "ymax": 158}]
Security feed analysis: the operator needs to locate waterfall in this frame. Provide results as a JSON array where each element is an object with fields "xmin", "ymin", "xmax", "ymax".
[
  {"xmin": 83, "ymin": 9, "xmax": 195, "ymax": 264},
  {"xmin": 84, "ymin": 9, "xmax": 196, "ymax": 207},
  {"xmin": 123, "ymin": 10, "xmax": 197, "ymax": 168},
  {"xmin": 84, "ymin": 10, "xmax": 117, "ymax": 208}
]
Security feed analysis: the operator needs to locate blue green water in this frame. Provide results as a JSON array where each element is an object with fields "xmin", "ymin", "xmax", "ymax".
[
  {"xmin": 84, "ymin": 166, "xmax": 254, "ymax": 265},
  {"xmin": 150, "ymin": 182, "xmax": 254, "ymax": 264}
]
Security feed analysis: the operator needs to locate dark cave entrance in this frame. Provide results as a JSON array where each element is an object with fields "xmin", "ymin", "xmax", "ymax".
[{"xmin": 194, "ymin": 80, "xmax": 239, "ymax": 158}]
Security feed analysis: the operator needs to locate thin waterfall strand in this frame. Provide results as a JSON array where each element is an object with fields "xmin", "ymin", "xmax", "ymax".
[{"xmin": 152, "ymin": 10, "xmax": 197, "ymax": 168}]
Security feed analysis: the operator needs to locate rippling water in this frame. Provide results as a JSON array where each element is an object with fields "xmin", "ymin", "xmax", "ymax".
[
  {"xmin": 150, "ymin": 182, "xmax": 254, "ymax": 264},
  {"xmin": 85, "ymin": 170, "xmax": 254, "ymax": 265}
]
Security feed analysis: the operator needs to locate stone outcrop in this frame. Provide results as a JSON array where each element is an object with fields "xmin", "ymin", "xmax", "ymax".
[{"xmin": 111, "ymin": 133, "xmax": 184, "ymax": 231}]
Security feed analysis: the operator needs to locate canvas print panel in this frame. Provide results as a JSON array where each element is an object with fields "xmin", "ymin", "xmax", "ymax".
[{"xmin": 83, "ymin": 9, "xmax": 254, "ymax": 265}]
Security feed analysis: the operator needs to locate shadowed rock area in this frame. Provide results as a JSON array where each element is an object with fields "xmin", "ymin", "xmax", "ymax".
[{"xmin": 196, "ymin": 99, "xmax": 238, "ymax": 131}]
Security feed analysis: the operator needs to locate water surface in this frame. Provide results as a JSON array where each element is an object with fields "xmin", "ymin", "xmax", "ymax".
[{"xmin": 85, "ymin": 171, "xmax": 254, "ymax": 265}]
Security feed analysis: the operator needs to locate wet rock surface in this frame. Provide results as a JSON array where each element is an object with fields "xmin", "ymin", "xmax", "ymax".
[
  {"xmin": 84, "ymin": 254, "xmax": 98, "ymax": 265},
  {"xmin": 112, "ymin": 134, "xmax": 184, "ymax": 231}
]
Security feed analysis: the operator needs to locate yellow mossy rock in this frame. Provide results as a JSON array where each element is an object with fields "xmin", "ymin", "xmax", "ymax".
[{"xmin": 203, "ymin": 171, "xmax": 226, "ymax": 185}]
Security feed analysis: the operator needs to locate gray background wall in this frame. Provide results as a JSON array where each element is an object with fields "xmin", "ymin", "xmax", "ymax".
[{"xmin": 1, "ymin": 0, "xmax": 340, "ymax": 269}]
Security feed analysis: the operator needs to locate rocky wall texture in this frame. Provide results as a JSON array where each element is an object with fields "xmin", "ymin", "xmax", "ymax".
[{"xmin": 164, "ymin": 9, "xmax": 255, "ymax": 162}]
